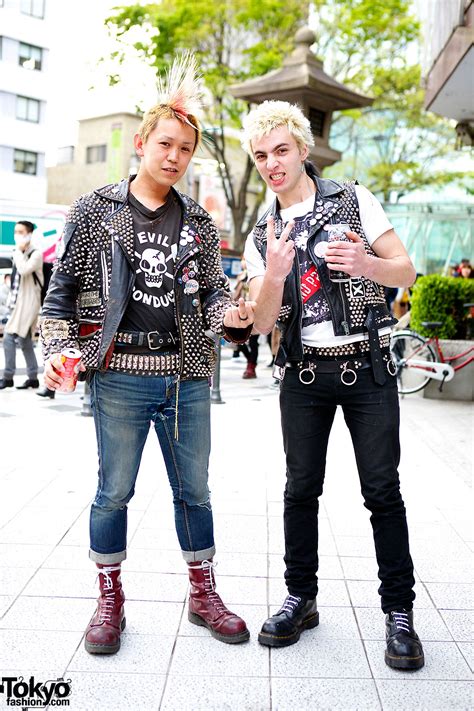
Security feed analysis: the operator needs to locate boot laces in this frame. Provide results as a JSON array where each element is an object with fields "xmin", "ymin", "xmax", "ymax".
[
  {"xmin": 200, "ymin": 560, "xmax": 227, "ymax": 615},
  {"xmin": 392, "ymin": 610, "xmax": 411, "ymax": 632},
  {"xmin": 281, "ymin": 595, "xmax": 302, "ymax": 614},
  {"xmin": 96, "ymin": 565, "xmax": 121, "ymax": 623}
]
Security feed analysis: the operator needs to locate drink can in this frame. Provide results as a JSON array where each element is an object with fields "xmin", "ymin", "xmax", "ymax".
[
  {"xmin": 327, "ymin": 223, "xmax": 351, "ymax": 281},
  {"xmin": 59, "ymin": 348, "xmax": 82, "ymax": 393}
]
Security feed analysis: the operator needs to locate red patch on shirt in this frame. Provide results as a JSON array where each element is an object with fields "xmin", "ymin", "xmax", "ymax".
[{"xmin": 300, "ymin": 265, "xmax": 321, "ymax": 303}]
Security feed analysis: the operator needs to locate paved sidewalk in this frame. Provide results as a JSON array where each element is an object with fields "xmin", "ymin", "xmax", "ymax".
[{"xmin": 0, "ymin": 340, "xmax": 472, "ymax": 710}]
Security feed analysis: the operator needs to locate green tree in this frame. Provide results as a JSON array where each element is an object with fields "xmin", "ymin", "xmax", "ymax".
[
  {"xmin": 106, "ymin": 0, "xmax": 470, "ymax": 248},
  {"xmin": 312, "ymin": 0, "xmax": 471, "ymax": 200},
  {"xmin": 105, "ymin": 0, "xmax": 308, "ymax": 249}
]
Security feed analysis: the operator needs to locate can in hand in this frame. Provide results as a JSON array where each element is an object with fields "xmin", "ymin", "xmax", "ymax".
[
  {"xmin": 327, "ymin": 222, "xmax": 351, "ymax": 281},
  {"xmin": 58, "ymin": 348, "xmax": 82, "ymax": 393}
]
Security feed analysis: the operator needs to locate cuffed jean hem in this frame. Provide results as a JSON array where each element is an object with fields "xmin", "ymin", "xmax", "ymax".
[
  {"xmin": 89, "ymin": 549, "xmax": 127, "ymax": 565},
  {"xmin": 181, "ymin": 545, "xmax": 216, "ymax": 563}
]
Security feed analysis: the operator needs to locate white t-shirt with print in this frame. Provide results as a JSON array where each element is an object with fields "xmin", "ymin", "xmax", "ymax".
[{"xmin": 244, "ymin": 185, "xmax": 393, "ymax": 347}]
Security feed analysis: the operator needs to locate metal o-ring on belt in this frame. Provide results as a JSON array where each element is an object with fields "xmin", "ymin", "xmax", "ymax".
[{"xmin": 295, "ymin": 351, "xmax": 396, "ymax": 386}]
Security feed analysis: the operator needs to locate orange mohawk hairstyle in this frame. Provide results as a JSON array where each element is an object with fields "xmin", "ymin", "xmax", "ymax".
[{"xmin": 139, "ymin": 53, "xmax": 204, "ymax": 151}]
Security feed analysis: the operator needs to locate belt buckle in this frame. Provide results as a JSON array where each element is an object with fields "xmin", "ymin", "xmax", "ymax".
[{"xmin": 147, "ymin": 331, "xmax": 161, "ymax": 350}]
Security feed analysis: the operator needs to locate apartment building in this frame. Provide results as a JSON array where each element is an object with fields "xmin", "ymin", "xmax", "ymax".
[{"xmin": 0, "ymin": 0, "xmax": 50, "ymax": 202}]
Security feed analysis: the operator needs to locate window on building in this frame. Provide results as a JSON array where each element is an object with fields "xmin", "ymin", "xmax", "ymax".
[
  {"xmin": 20, "ymin": 0, "xmax": 45, "ymax": 18},
  {"xmin": 57, "ymin": 146, "xmax": 75, "ymax": 164},
  {"xmin": 14, "ymin": 149, "xmax": 38, "ymax": 175},
  {"xmin": 86, "ymin": 145, "xmax": 107, "ymax": 163},
  {"xmin": 309, "ymin": 107, "xmax": 326, "ymax": 138},
  {"xmin": 16, "ymin": 96, "xmax": 40, "ymax": 123},
  {"xmin": 19, "ymin": 42, "xmax": 42, "ymax": 70}
]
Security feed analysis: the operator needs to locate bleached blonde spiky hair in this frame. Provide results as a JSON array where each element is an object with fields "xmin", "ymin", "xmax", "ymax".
[
  {"xmin": 241, "ymin": 100, "xmax": 314, "ymax": 158},
  {"xmin": 139, "ymin": 52, "xmax": 203, "ymax": 151}
]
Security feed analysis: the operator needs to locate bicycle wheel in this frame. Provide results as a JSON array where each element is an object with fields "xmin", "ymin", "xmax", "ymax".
[{"xmin": 390, "ymin": 330, "xmax": 437, "ymax": 394}]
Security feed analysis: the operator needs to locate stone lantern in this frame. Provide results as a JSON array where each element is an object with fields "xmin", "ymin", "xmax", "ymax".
[{"xmin": 230, "ymin": 27, "xmax": 373, "ymax": 169}]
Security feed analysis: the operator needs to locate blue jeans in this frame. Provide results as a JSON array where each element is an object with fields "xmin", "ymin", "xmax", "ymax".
[
  {"xmin": 89, "ymin": 370, "xmax": 215, "ymax": 564},
  {"xmin": 280, "ymin": 366, "xmax": 415, "ymax": 613}
]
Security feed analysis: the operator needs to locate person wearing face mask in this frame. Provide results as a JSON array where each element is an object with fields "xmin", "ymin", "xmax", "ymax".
[{"xmin": 0, "ymin": 221, "xmax": 43, "ymax": 390}]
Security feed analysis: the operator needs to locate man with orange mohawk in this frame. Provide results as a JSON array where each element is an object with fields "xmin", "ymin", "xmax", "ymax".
[{"xmin": 40, "ymin": 55, "xmax": 252, "ymax": 653}]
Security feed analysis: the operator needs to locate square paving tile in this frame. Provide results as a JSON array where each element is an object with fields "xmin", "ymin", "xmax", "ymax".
[
  {"xmin": 270, "ymin": 636, "xmax": 372, "ymax": 679},
  {"xmin": 376, "ymin": 679, "xmax": 472, "ymax": 711},
  {"xmin": 0, "ymin": 596, "xmax": 94, "ymax": 632},
  {"xmin": 424, "ymin": 583, "xmax": 473, "ymax": 610},
  {"xmin": 414, "ymin": 557, "xmax": 473, "ymax": 584},
  {"xmin": 68, "ymin": 634, "xmax": 175, "ymax": 674},
  {"xmin": 0, "ymin": 543, "xmax": 53, "ymax": 568},
  {"xmin": 0, "ymin": 567, "xmax": 35, "ymax": 596},
  {"xmin": 124, "ymin": 600, "xmax": 184, "ymax": 636},
  {"xmin": 66, "ymin": 672, "xmax": 167, "ymax": 711},
  {"xmin": 213, "ymin": 575, "xmax": 267, "ymax": 606},
  {"xmin": 0, "ymin": 629, "xmax": 83, "ymax": 672},
  {"xmin": 439, "ymin": 610, "xmax": 474, "ymax": 642},
  {"xmin": 271, "ymin": 677, "xmax": 381, "ymax": 710},
  {"xmin": 457, "ymin": 641, "xmax": 473, "ymax": 672},
  {"xmin": 169, "ymin": 636, "xmax": 268, "ymax": 678},
  {"xmin": 162, "ymin": 675, "xmax": 270, "ymax": 710}
]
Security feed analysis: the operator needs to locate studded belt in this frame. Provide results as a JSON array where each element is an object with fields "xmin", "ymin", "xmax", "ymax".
[{"xmin": 115, "ymin": 330, "xmax": 179, "ymax": 351}]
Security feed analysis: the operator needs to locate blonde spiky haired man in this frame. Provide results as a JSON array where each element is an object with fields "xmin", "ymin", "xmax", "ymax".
[
  {"xmin": 242, "ymin": 100, "xmax": 424, "ymax": 671},
  {"xmin": 40, "ymin": 54, "xmax": 253, "ymax": 654}
]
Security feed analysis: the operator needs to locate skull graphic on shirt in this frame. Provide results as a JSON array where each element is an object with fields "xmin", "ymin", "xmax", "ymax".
[{"xmin": 139, "ymin": 248, "xmax": 167, "ymax": 289}]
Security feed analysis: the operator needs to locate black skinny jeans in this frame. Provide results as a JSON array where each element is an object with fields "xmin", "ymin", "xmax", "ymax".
[{"xmin": 280, "ymin": 366, "xmax": 415, "ymax": 613}]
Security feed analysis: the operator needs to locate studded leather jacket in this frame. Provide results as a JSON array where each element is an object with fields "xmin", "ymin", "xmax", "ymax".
[
  {"xmin": 40, "ymin": 177, "xmax": 233, "ymax": 380},
  {"xmin": 252, "ymin": 176, "xmax": 396, "ymax": 366}
]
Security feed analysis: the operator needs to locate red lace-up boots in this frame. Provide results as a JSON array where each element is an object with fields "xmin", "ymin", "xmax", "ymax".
[
  {"xmin": 84, "ymin": 564, "xmax": 126, "ymax": 654},
  {"xmin": 187, "ymin": 559, "xmax": 250, "ymax": 644}
]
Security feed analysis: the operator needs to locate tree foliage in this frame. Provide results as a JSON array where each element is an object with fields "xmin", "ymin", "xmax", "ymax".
[
  {"xmin": 105, "ymin": 0, "xmax": 469, "ymax": 248},
  {"xmin": 313, "ymin": 0, "xmax": 470, "ymax": 201}
]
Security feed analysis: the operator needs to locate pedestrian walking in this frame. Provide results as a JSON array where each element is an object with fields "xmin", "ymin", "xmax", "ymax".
[
  {"xmin": 0, "ymin": 221, "xmax": 42, "ymax": 391},
  {"xmin": 40, "ymin": 55, "xmax": 254, "ymax": 655},
  {"xmin": 241, "ymin": 100, "xmax": 424, "ymax": 670}
]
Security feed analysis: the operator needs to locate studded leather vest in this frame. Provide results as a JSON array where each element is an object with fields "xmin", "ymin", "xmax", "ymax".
[{"xmin": 252, "ymin": 176, "xmax": 396, "ymax": 365}]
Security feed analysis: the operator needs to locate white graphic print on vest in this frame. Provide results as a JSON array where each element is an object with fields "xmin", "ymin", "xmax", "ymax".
[{"xmin": 292, "ymin": 211, "xmax": 331, "ymax": 330}]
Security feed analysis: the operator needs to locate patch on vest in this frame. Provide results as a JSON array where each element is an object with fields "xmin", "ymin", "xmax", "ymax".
[
  {"xmin": 41, "ymin": 319, "xmax": 69, "ymax": 341},
  {"xmin": 79, "ymin": 291, "xmax": 101, "ymax": 308}
]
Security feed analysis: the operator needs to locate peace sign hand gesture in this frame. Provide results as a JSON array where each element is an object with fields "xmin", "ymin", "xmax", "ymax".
[{"xmin": 265, "ymin": 216, "xmax": 295, "ymax": 282}]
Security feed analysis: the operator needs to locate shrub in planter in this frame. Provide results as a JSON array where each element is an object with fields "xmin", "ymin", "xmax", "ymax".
[{"xmin": 410, "ymin": 275, "xmax": 474, "ymax": 340}]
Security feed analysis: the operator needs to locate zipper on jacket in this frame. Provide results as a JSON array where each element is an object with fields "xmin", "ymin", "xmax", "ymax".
[{"xmin": 339, "ymin": 282, "xmax": 350, "ymax": 335}]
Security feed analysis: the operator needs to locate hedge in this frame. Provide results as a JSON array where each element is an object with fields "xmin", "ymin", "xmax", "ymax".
[{"xmin": 410, "ymin": 275, "xmax": 474, "ymax": 340}]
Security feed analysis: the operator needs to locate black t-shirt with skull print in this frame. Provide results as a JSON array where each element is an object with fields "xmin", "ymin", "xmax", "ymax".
[{"xmin": 118, "ymin": 191, "xmax": 181, "ymax": 335}]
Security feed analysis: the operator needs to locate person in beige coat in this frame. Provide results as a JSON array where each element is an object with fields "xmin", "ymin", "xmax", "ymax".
[{"xmin": 0, "ymin": 221, "xmax": 43, "ymax": 390}]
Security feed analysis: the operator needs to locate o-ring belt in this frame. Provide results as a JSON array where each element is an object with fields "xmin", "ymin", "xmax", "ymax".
[{"xmin": 287, "ymin": 352, "xmax": 396, "ymax": 386}]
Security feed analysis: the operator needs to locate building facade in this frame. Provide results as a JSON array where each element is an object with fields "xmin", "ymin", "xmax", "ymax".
[
  {"xmin": 415, "ymin": 0, "xmax": 473, "ymax": 145},
  {"xmin": 47, "ymin": 113, "xmax": 143, "ymax": 205},
  {"xmin": 0, "ymin": 0, "xmax": 50, "ymax": 202}
]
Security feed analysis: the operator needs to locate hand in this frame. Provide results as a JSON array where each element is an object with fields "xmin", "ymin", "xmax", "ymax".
[
  {"xmin": 266, "ymin": 216, "xmax": 295, "ymax": 282},
  {"xmin": 325, "ymin": 229, "xmax": 368, "ymax": 277},
  {"xmin": 44, "ymin": 352, "xmax": 86, "ymax": 390},
  {"xmin": 223, "ymin": 297, "xmax": 256, "ymax": 328}
]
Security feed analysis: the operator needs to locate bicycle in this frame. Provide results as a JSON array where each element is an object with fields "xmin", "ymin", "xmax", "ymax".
[{"xmin": 390, "ymin": 303, "xmax": 474, "ymax": 395}]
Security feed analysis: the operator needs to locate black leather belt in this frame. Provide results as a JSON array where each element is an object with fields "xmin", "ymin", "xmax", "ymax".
[
  {"xmin": 115, "ymin": 330, "xmax": 179, "ymax": 350},
  {"xmin": 287, "ymin": 349, "xmax": 395, "ymax": 386}
]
